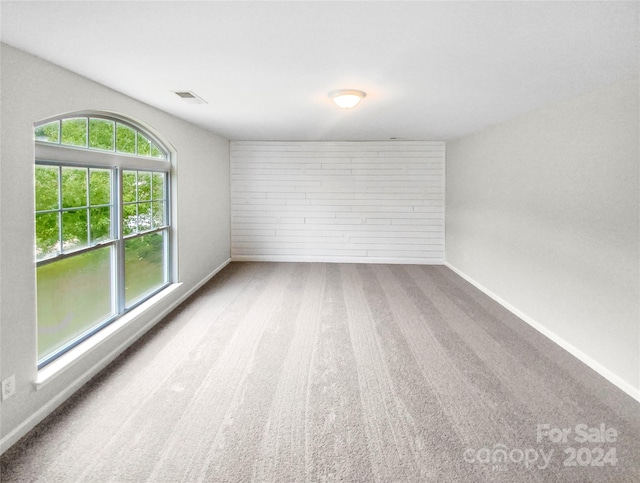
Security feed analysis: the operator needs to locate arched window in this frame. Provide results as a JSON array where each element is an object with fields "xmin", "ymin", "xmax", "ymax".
[{"xmin": 34, "ymin": 112, "xmax": 172, "ymax": 367}]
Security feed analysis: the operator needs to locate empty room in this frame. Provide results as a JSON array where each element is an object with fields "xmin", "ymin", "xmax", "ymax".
[{"xmin": 0, "ymin": 1, "xmax": 638, "ymax": 481}]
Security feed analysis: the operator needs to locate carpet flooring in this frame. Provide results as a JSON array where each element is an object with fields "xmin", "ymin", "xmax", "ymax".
[{"xmin": 1, "ymin": 262, "xmax": 639, "ymax": 482}]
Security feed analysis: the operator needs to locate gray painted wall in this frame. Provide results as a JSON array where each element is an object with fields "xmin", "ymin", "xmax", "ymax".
[
  {"xmin": 446, "ymin": 78, "xmax": 639, "ymax": 397},
  {"xmin": 0, "ymin": 44, "xmax": 231, "ymax": 447}
]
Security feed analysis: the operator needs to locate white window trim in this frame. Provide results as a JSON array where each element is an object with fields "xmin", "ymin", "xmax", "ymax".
[{"xmin": 35, "ymin": 142, "xmax": 171, "ymax": 171}]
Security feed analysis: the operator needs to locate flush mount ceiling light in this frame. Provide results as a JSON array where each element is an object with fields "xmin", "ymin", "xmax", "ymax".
[{"xmin": 329, "ymin": 89, "xmax": 366, "ymax": 109}]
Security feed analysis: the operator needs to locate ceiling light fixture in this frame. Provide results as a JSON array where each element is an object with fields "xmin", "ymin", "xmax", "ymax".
[{"xmin": 329, "ymin": 89, "xmax": 366, "ymax": 109}]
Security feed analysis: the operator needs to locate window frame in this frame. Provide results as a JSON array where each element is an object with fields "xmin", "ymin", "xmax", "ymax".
[
  {"xmin": 35, "ymin": 113, "xmax": 169, "ymax": 159},
  {"xmin": 34, "ymin": 113, "xmax": 173, "ymax": 369}
]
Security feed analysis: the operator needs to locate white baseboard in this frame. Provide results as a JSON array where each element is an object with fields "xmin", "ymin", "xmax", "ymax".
[
  {"xmin": 231, "ymin": 255, "xmax": 444, "ymax": 265},
  {"xmin": 0, "ymin": 258, "xmax": 231, "ymax": 455},
  {"xmin": 177, "ymin": 258, "xmax": 232, "ymax": 302},
  {"xmin": 444, "ymin": 262, "xmax": 640, "ymax": 403}
]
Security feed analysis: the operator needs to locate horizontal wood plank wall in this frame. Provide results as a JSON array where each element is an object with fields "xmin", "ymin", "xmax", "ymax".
[{"xmin": 230, "ymin": 141, "xmax": 445, "ymax": 263}]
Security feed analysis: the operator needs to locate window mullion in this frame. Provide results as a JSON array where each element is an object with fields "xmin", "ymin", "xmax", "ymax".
[
  {"xmin": 57, "ymin": 166, "xmax": 63, "ymax": 256},
  {"xmin": 135, "ymin": 170, "xmax": 139, "ymax": 236},
  {"xmin": 86, "ymin": 168, "xmax": 91, "ymax": 246}
]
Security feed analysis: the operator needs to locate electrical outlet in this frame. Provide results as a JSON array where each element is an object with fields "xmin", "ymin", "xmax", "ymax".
[{"xmin": 2, "ymin": 375, "xmax": 16, "ymax": 401}]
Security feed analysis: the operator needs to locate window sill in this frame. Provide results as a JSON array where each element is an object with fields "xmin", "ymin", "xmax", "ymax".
[{"xmin": 34, "ymin": 282, "xmax": 182, "ymax": 390}]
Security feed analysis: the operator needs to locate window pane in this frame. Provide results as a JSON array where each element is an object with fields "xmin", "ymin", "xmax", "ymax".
[
  {"xmin": 90, "ymin": 207, "xmax": 111, "ymax": 244},
  {"xmin": 137, "ymin": 133, "xmax": 151, "ymax": 157},
  {"xmin": 61, "ymin": 118, "xmax": 87, "ymax": 147},
  {"xmin": 37, "ymin": 247, "xmax": 113, "ymax": 361},
  {"xmin": 138, "ymin": 172, "xmax": 151, "ymax": 201},
  {"xmin": 35, "ymin": 212, "xmax": 60, "ymax": 260},
  {"xmin": 150, "ymin": 143, "xmax": 164, "ymax": 159},
  {"xmin": 89, "ymin": 118, "xmax": 114, "ymax": 151},
  {"xmin": 62, "ymin": 167, "xmax": 87, "ymax": 208},
  {"xmin": 116, "ymin": 123, "xmax": 136, "ymax": 154},
  {"xmin": 152, "ymin": 172, "xmax": 164, "ymax": 200},
  {"xmin": 125, "ymin": 232, "xmax": 165, "ymax": 306},
  {"xmin": 123, "ymin": 170, "xmax": 137, "ymax": 203},
  {"xmin": 138, "ymin": 203, "xmax": 152, "ymax": 231},
  {"xmin": 35, "ymin": 166, "xmax": 59, "ymax": 211},
  {"xmin": 62, "ymin": 209, "xmax": 88, "ymax": 251},
  {"xmin": 152, "ymin": 201, "xmax": 165, "ymax": 228},
  {"xmin": 122, "ymin": 204, "xmax": 137, "ymax": 236},
  {"xmin": 35, "ymin": 121, "xmax": 60, "ymax": 143},
  {"xmin": 90, "ymin": 169, "xmax": 111, "ymax": 206}
]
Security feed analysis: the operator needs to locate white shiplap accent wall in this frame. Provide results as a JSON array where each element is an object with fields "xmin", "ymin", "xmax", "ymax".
[{"xmin": 231, "ymin": 141, "xmax": 445, "ymax": 263}]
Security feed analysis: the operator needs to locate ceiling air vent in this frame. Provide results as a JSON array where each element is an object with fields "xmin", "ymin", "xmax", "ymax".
[{"xmin": 172, "ymin": 91, "xmax": 208, "ymax": 105}]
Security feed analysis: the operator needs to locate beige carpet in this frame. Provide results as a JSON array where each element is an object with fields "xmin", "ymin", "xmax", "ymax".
[{"xmin": 1, "ymin": 262, "xmax": 639, "ymax": 482}]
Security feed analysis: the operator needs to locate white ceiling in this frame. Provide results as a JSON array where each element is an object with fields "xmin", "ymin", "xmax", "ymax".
[{"xmin": 1, "ymin": 1, "xmax": 638, "ymax": 141}]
